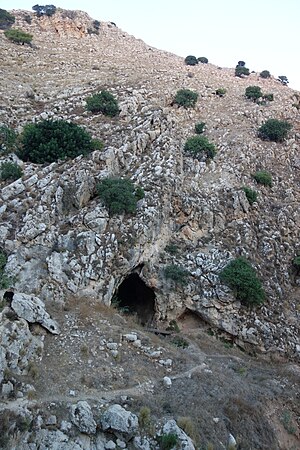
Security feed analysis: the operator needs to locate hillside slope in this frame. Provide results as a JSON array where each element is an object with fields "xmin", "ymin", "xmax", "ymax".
[{"xmin": 0, "ymin": 8, "xmax": 299, "ymax": 450}]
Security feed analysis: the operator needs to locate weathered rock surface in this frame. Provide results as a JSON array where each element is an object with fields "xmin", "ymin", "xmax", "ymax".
[
  {"xmin": 100, "ymin": 404, "xmax": 139, "ymax": 439},
  {"xmin": 162, "ymin": 420, "xmax": 195, "ymax": 450},
  {"xmin": 11, "ymin": 293, "xmax": 60, "ymax": 334},
  {"xmin": 70, "ymin": 400, "xmax": 97, "ymax": 434}
]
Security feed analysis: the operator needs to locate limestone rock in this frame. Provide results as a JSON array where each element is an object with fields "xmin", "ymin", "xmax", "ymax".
[
  {"xmin": 11, "ymin": 293, "xmax": 60, "ymax": 334},
  {"xmin": 70, "ymin": 400, "xmax": 97, "ymax": 435},
  {"xmin": 161, "ymin": 420, "xmax": 195, "ymax": 450},
  {"xmin": 100, "ymin": 404, "xmax": 138, "ymax": 439}
]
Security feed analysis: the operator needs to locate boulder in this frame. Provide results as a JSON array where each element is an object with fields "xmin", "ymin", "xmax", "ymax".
[
  {"xmin": 70, "ymin": 400, "xmax": 97, "ymax": 435},
  {"xmin": 100, "ymin": 404, "xmax": 138, "ymax": 440},
  {"xmin": 11, "ymin": 293, "xmax": 59, "ymax": 334}
]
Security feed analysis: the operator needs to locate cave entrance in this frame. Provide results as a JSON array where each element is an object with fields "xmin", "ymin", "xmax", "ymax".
[{"xmin": 116, "ymin": 273, "xmax": 156, "ymax": 326}]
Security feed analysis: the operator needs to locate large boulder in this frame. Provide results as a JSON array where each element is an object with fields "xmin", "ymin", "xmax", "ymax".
[
  {"xmin": 11, "ymin": 292, "xmax": 59, "ymax": 334},
  {"xmin": 100, "ymin": 404, "xmax": 138, "ymax": 440}
]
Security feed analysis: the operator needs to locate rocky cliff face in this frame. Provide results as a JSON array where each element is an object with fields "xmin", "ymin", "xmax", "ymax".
[{"xmin": 0, "ymin": 9, "xmax": 299, "ymax": 450}]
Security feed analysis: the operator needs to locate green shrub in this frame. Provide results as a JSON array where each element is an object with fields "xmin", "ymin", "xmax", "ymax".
[
  {"xmin": 252, "ymin": 171, "xmax": 272, "ymax": 186},
  {"xmin": 17, "ymin": 119, "xmax": 94, "ymax": 164},
  {"xmin": 262, "ymin": 93, "xmax": 274, "ymax": 101},
  {"xmin": 159, "ymin": 433, "xmax": 178, "ymax": 450},
  {"xmin": 32, "ymin": 5, "xmax": 57, "ymax": 17},
  {"xmin": 86, "ymin": 90, "xmax": 119, "ymax": 117},
  {"xmin": 194, "ymin": 122, "xmax": 206, "ymax": 134},
  {"xmin": 97, "ymin": 177, "xmax": 144, "ymax": 215},
  {"xmin": 0, "ymin": 9, "xmax": 15, "ymax": 29},
  {"xmin": 172, "ymin": 336, "xmax": 189, "ymax": 348},
  {"xmin": 0, "ymin": 162, "xmax": 23, "ymax": 181},
  {"xmin": 278, "ymin": 75, "xmax": 289, "ymax": 85},
  {"xmin": 0, "ymin": 250, "xmax": 10, "ymax": 289},
  {"xmin": 293, "ymin": 256, "xmax": 300, "ymax": 267},
  {"xmin": 219, "ymin": 257, "xmax": 265, "ymax": 306},
  {"xmin": 235, "ymin": 66, "xmax": 250, "ymax": 77},
  {"xmin": 237, "ymin": 61, "xmax": 246, "ymax": 67},
  {"xmin": 0, "ymin": 125, "xmax": 17, "ymax": 154},
  {"xmin": 185, "ymin": 55, "xmax": 198, "ymax": 66},
  {"xmin": 258, "ymin": 119, "xmax": 292, "ymax": 142},
  {"xmin": 4, "ymin": 28, "xmax": 33, "ymax": 44},
  {"xmin": 174, "ymin": 89, "xmax": 198, "ymax": 108},
  {"xmin": 245, "ymin": 86, "xmax": 262, "ymax": 101},
  {"xmin": 139, "ymin": 406, "xmax": 151, "ymax": 429},
  {"xmin": 260, "ymin": 70, "xmax": 271, "ymax": 79},
  {"xmin": 91, "ymin": 139, "xmax": 104, "ymax": 150},
  {"xmin": 242, "ymin": 187, "xmax": 258, "ymax": 205},
  {"xmin": 165, "ymin": 243, "xmax": 179, "ymax": 255},
  {"xmin": 184, "ymin": 135, "xmax": 216, "ymax": 160},
  {"xmin": 164, "ymin": 264, "xmax": 189, "ymax": 285},
  {"xmin": 216, "ymin": 88, "xmax": 227, "ymax": 97},
  {"xmin": 198, "ymin": 57, "xmax": 208, "ymax": 64}
]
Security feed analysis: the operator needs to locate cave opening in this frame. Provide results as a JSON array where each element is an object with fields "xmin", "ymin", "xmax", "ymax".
[{"xmin": 115, "ymin": 273, "xmax": 156, "ymax": 326}]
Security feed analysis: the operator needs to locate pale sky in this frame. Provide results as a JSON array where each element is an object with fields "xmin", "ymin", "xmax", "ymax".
[{"xmin": 2, "ymin": 0, "xmax": 300, "ymax": 91}]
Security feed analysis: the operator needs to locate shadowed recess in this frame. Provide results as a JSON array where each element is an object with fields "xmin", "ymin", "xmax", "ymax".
[{"xmin": 116, "ymin": 273, "xmax": 156, "ymax": 326}]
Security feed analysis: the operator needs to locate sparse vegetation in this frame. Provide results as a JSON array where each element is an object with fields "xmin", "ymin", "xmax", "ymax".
[
  {"xmin": 158, "ymin": 433, "xmax": 178, "ymax": 450},
  {"xmin": 198, "ymin": 57, "xmax": 208, "ymax": 64},
  {"xmin": 139, "ymin": 406, "xmax": 151, "ymax": 429},
  {"xmin": 184, "ymin": 135, "xmax": 216, "ymax": 160},
  {"xmin": 194, "ymin": 122, "xmax": 206, "ymax": 134},
  {"xmin": 260, "ymin": 70, "xmax": 271, "ymax": 79},
  {"xmin": 0, "ymin": 125, "xmax": 17, "ymax": 154},
  {"xmin": 97, "ymin": 177, "xmax": 144, "ymax": 215},
  {"xmin": 0, "ymin": 8, "xmax": 15, "ymax": 29},
  {"xmin": 177, "ymin": 416, "xmax": 197, "ymax": 443},
  {"xmin": 4, "ymin": 28, "xmax": 33, "ymax": 44},
  {"xmin": 164, "ymin": 264, "xmax": 189, "ymax": 285},
  {"xmin": 174, "ymin": 89, "xmax": 198, "ymax": 108},
  {"xmin": 0, "ymin": 162, "xmax": 23, "ymax": 181},
  {"xmin": 165, "ymin": 243, "xmax": 179, "ymax": 255},
  {"xmin": 0, "ymin": 250, "xmax": 10, "ymax": 289},
  {"xmin": 252, "ymin": 171, "xmax": 272, "ymax": 187},
  {"xmin": 172, "ymin": 336, "xmax": 189, "ymax": 348},
  {"xmin": 245, "ymin": 86, "xmax": 262, "ymax": 101},
  {"xmin": 86, "ymin": 90, "xmax": 119, "ymax": 117},
  {"xmin": 185, "ymin": 55, "xmax": 198, "ymax": 66},
  {"xmin": 219, "ymin": 257, "xmax": 265, "ymax": 306},
  {"xmin": 242, "ymin": 187, "xmax": 258, "ymax": 205},
  {"xmin": 258, "ymin": 118, "xmax": 292, "ymax": 142},
  {"xmin": 262, "ymin": 93, "xmax": 274, "ymax": 102},
  {"xmin": 216, "ymin": 88, "xmax": 227, "ymax": 97},
  {"xmin": 17, "ymin": 119, "xmax": 94, "ymax": 163}
]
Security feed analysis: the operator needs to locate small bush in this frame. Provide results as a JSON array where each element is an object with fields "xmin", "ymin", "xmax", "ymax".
[
  {"xmin": 97, "ymin": 177, "xmax": 144, "ymax": 215},
  {"xmin": 184, "ymin": 135, "xmax": 216, "ymax": 160},
  {"xmin": 86, "ymin": 90, "xmax": 119, "ymax": 117},
  {"xmin": 177, "ymin": 417, "xmax": 197, "ymax": 442},
  {"xmin": 0, "ymin": 125, "xmax": 17, "ymax": 154},
  {"xmin": 242, "ymin": 187, "xmax": 258, "ymax": 205},
  {"xmin": 216, "ymin": 88, "xmax": 227, "ymax": 97},
  {"xmin": 18, "ymin": 119, "xmax": 94, "ymax": 164},
  {"xmin": 0, "ymin": 9, "xmax": 15, "ymax": 29},
  {"xmin": 0, "ymin": 162, "xmax": 23, "ymax": 181},
  {"xmin": 258, "ymin": 118, "xmax": 292, "ymax": 142},
  {"xmin": 219, "ymin": 257, "xmax": 265, "ymax": 306},
  {"xmin": 237, "ymin": 61, "xmax": 246, "ymax": 67},
  {"xmin": 32, "ymin": 5, "xmax": 57, "ymax": 17},
  {"xmin": 252, "ymin": 171, "xmax": 272, "ymax": 187},
  {"xmin": 174, "ymin": 89, "xmax": 198, "ymax": 108},
  {"xmin": 172, "ymin": 336, "xmax": 189, "ymax": 348},
  {"xmin": 194, "ymin": 122, "xmax": 206, "ymax": 134},
  {"xmin": 0, "ymin": 250, "xmax": 10, "ymax": 289},
  {"xmin": 262, "ymin": 93, "xmax": 274, "ymax": 101},
  {"xmin": 139, "ymin": 406, "xmax": 151, "ymax": 429},
  {"xmin": 91, "ymin": 139, "xmax": 104, "ymax": 150},
  {"xmin": 4, "ymin": 28, "xmax": 33, "ymax": 44},
  {"xmin": 260, "ymin": 70, "xmax": 271, "ymax": 79},
  {"xmin": 165, "ymin": 243, "xmax": 179, "ymax": 255},
  {"xmin": 293, "ymin": 256, "xmax": 300, "ymax": 267},
  {"xmin": 278, "ymin": 75, "xmax": 289, "ymax": 85},
  {"xmin": 245, "ymin": 86, "xmax": 262, "ymax": 101},
  {"xmin": 198, "ymin": 57, "xmax": 208, "ymax": 64},
  {"xmin": 164, "ymin": 264, "xmax": 189, "ymax": 285},
  {"xmin": 235, "ymin": 66, "xmax": 250, "ymax": 77},
  {"xmin": 159, "ymin": 433, "xmax": 178, "ymax": 450},
  {"xmin": 185, "ymin": 55, "xmax": 198, "ymax": 66}
]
